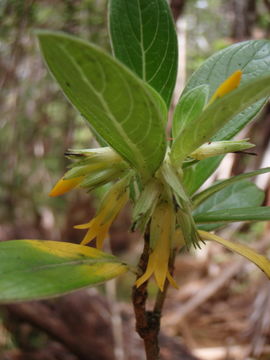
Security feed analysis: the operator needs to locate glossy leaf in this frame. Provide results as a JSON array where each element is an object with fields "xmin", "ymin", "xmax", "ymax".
[
  {"xmin": 172, "ymin": 85, "xmax": 209, "ymax": 139},
  {"xmin": 0, "ymin": 240, "xmax": 128, "ymax": 302},
  {"xmin": 171, "ymin": 75, "xmax": 270, "ymax": 164},
  {"xmin": 192, "ymin": 167, "xmax": 270, "ymax": 208},
  {"xmin": 195, "ymin": 207, "xmax": 270, "ymax": 223},
  {"xmin": 109, "ymin": 0, "xmax": 178, "ymax": 107},
  {"xmin": 199, "ymin": 230, "xmax": 270, "ymax": 279},
  {"xmin": 37, "ymin": 31, "xmax": 166, "ymax": 179},
  {"xmin": 182, "ymin": 40, "xmax": 270, "ymax": 193},
  {"xmin": 183, "ymin": 40, "xmax": 270, "ymax": 141},
  {"xmin": 193, "ymin": 180, "xmax": 264, "ymax": 230}
]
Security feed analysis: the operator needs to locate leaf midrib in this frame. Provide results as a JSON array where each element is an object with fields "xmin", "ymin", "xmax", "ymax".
[
  {"xmin": 0, "ymin": 258, "xmax": 123, "ymax": 277},
  {"xmin": 60, "ymin": 43, "xmax": 149, "ymax": 175}
]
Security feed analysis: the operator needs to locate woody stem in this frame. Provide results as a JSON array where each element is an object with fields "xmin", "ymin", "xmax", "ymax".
[{"xmin": 132, "ymin": 234, "xmax": 176, "ymax": 360}]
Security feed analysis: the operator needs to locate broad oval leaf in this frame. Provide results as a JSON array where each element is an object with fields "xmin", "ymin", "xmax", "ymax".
[
  {"xmin": 171, "ymin": 75, "xmax": 270, "ymax": 163},
  {"xmin": 0, "ymin": 240, "xmax": 128, "ymax": 303},
  {"xmin": 109, "ymin": 0, "xmax": 178, "ymax": 108},
  {"xmin": 37, "ymin": 31, "xmax": 167, "ymax": 179},
  {"xmin": 181, "ymin": 40, "xmax": 270, "ymax": 193}
]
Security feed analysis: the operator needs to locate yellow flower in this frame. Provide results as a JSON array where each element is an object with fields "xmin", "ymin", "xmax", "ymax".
[
  {"xmin": 74, "ymin": 177, "xmax": 129, "ymax": 249},
  {"xmin": 208, "ymin": 69, "xmax": 242, "ymax": 105},
  {"xmin": 49, "ymin": 176, "xmax": 84, "ymax": 197},
  {"xmin": 136, "ymin": 199, "xmax": 178, "ymax": 291}
]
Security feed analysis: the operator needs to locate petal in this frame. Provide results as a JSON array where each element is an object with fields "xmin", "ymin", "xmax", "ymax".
[
  {"xmin": 80, "ymin": 226, "xmax": 100, "ymax": 245},
  {"xmin": 208, "ymin": 70, "xmax": 242, "ymax": 105},
  {"xmin": 74, "ymin": 218, "xmax": 95, "ymax": 229},
  {"xmin": 96, "ymin": 225, "xmax": 109, "ymax": 249},
  {"xmin": 135, "ymin": 254, "xmax": 156, "ymax": 288},
  {"xmin": 166, "ymin": 271, "xmax": 179, "ymax": 289},
  {"xmin": 49, "ymin": 176, "xmax": 84, "ymax": 197}
]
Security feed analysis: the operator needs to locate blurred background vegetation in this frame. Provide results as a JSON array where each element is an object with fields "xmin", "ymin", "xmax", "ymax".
[{"xmin": 0, "ymin": 1, "xmax": 270, "ymax": 359}]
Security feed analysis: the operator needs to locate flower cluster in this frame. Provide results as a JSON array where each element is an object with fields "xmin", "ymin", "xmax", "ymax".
[{"xmin": 50, "ymin": 70, "xmax": 246, "ymax": 291}]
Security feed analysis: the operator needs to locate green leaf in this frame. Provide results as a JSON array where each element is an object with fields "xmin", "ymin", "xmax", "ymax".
[
  {"xmin": 37, "ymin": 30, "xmax": 166, "ymax": 179},
  {"xmin": 189, "ymin": 139, "xmax": 254, "ymax": 160},
  {"xmin": 192, "ymin": 167, "xmax": 270, "ymax": 208},
  {"xmin": 109, "ymin": 0, "xmax": 178, "ymax": 107},
  {"xmin": 171, "ymin": 75, "xmax": 270, "ymax": 164},
  {"xmin": 172, "ymin": 85, "xmax": 209, "ymax": 139},
  {"xmin": 183, "ymin": 156, "xmax": 223, "ymax": 195},
  {"xmin": 199, "ymin": 230, "xmax": 270, "ymax": 279},
  {"xmin": 195, "ymin": 207, "xmax": 270, "ymax": 223},
  {"xmin": 181, "ymin": 40, "xmax": 270, "ymax": 192},
  {"xmin": 193, "ymin": 180, "xmax": 264, "ymax": 230},
  {"xmin": 161, "ymin": 161, "xmax": 189, "ymax": 204},
  {"xmin": 184, "ymin": 40, "xmax": 270, "ymax": 140},
  {"xmin": 0, "ymin": 240, "xmax": 128, "ymax": 302}
]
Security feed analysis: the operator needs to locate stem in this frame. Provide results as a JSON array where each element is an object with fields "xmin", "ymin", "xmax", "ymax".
[{"xmin": 132, "ymin": 236, "xmax": 176, "ymax": 360}]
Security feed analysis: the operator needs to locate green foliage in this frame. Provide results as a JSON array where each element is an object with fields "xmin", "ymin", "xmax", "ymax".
[
  {"xmin": 37, "ymin": 31, "xmax": 167, "ymax": 179},
  {"xmin": 194, "ymin": 180, "xmax": 265, "ymax": 230},
  {"xmin": 172, "ymin": 85, "xmax": 209, "ymax": 139},
  {"xmin": 195, "ymin": 207, "xmax": 270, "ymax": 224},
  {"xmin": 2, "ymin": 0, "xmax": 270, "ymax": 303},
  {"xmin": 171, "ymin": 74, "xmax": 270, "ymax": 164},
  {"xmin": 192, "ymin": 167, "xmax": 270, "ymax": 208},
  {"xmin": 109, "ymin": 0, "xmax": 178, "ymax": 107},
  {"xmin": 182, "ymin": 40, "xmax": 270, "ymax": 192},
  {"xmin": 0, "ymin": 240, "xmax": 127, "ymax": 302}
]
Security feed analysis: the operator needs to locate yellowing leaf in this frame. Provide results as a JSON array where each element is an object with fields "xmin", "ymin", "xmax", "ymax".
[
  {"xmin": 0, "ymin": 240, "xmax": 128, "ymax": 302},
  {"xmin": 199, "ymin": 230, "xmax": 270, "ymax": 278}
]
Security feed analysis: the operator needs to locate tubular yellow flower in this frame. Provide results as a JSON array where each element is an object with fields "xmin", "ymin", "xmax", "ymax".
[
  {"xmin": 74, "ymin": 177, "xmax": 129, "ymax": 249},
  {"xmin": 136, "ymin": 200, "xmax": 178, "ymax": 291},
  {"xmin": 208, "ymin": 69, "xmax": 242, "ymax": 105},
  {"xmin": 49, "ymin": 176, "xmax": 84, "ymax": 197}
]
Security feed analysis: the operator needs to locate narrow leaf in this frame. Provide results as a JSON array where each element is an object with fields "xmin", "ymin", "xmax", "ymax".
[
  {"xmin": 199, "ymin": 230, "xmax": 270, "ymax": 279},
  {"xmin": 37, "ymin": 31, "xmax": 166, "ymax": 179},
  {"xmin": 171, "ymin": 75, "xmax": 270, "ymax": 163},
  {"xmin": 192, "ymin": 167, "xmax": 270, "ymax": 208},
  {"xmin": 195, "ymin": 207, "xmax": 270, "ymax": 223},
  {"xmin": 172, "ymin": 85, "xmax": 209, "ymax": 139},
  {"xmin": 0, "ymin": 240, "xmax": 128, "ymax": 302},
  {"xmin": 109, "ymin": 0, "xmax": 178, "ymax": 107},
  {"xmin": 184, "ymin": 40, "xmax": 270, "ymax": 139},
  {"xmin": 161, "ymin": 161, "xmax": 189, "ymax": 204},
  {"xmin": 189, "ymin": 139, "xmax": 254, "ymax": 160},
  {"xmin": 181, "ymin": 40, "xmax": 270, "ymax": 192},
  {"xmin": 193, "ymin": 180, "xmax": 264, "ymax": 230},
  {"xmin": 183, "ymin": 156, "xmax": 223, "ymax": 195}
]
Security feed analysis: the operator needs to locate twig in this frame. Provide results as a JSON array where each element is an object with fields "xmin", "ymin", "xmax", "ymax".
[
  {"xmin": 132, "ymin": 234, "xmax": 177, "ymax": 360},
  {"xmin": 132, "ymin": 232, "xmax": 160, "ymax": 360}
]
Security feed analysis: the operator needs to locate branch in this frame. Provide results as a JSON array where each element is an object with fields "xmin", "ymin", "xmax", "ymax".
[
  {"xmin": 132, "ymin": 236, "xmax": 177, "ymax": 360},
  {"xmin": 132, "ymin": 232, "xmax": 160, "ymax": 360}
]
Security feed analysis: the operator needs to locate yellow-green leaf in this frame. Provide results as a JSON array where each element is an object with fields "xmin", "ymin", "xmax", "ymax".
[
  {"xmin": 199, "ymin": 230, "xmax": 270, "ymax": 278},
  {"xmin": 0, "ymin": 240, "xmax": 128, "ymax": 303}
]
